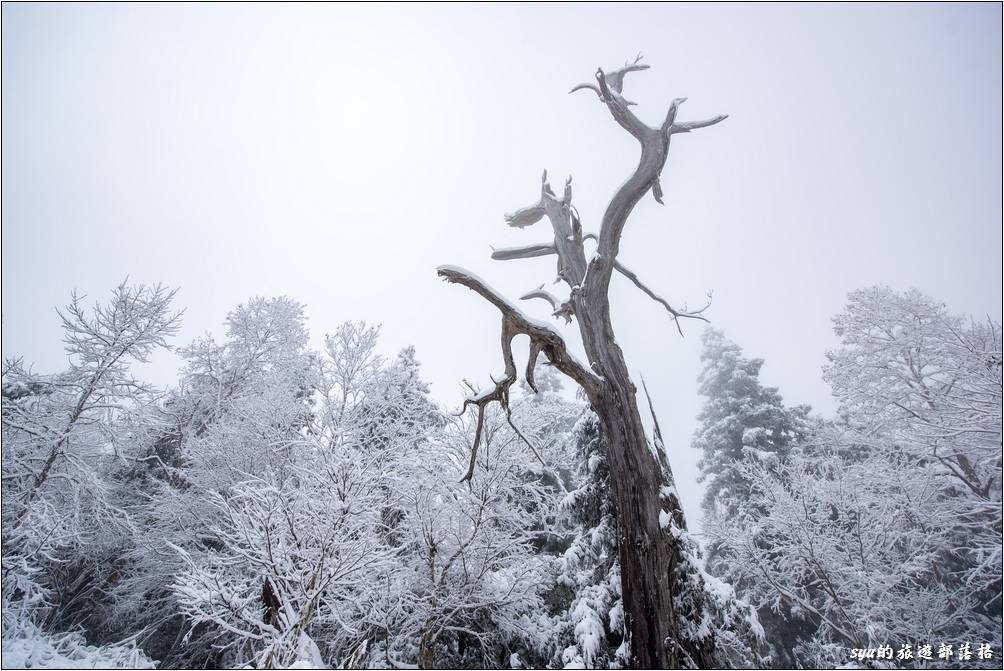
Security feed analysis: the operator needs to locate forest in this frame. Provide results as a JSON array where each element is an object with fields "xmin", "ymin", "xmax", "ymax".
[
  {"xmin": 2, "ymin": 5, "xmax": 1002, "ymax": 669},
  {"xmin": 1, "ymin": 281, "xmax": 1000, "ymax": 668}
]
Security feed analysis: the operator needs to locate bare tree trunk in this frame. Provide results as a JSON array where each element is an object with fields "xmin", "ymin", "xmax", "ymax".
[
  {"xmin": 417, "ymin": 625, "xmax": 437, "ymax": 670},
  {"xmin": 594, "ymin": 374, "xmax": 715, "ymax": 668},
  {"xmin": 438, "ymin": 58, "xmax": 728, "ymax": 668}
]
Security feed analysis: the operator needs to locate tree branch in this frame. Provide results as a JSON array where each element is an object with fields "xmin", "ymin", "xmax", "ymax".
[
  {"xmin": 438, "ymin": 265, "xmax": 601, "ymax": 394},
  {"xmin": 521, "ymin": 285, "xmax": 575, "ymax": 325},
  {"xmin": 520, "ymin": 286, "xmax": 561, "ymax": 312},
  {"xmin": 669, "ymin": 115, "xmax": 729, "ymax": 134},
  {"xmin": 569, "ymin": 54, "xmax": 647, "ymax": 102},
  {"xmin": 504, "ymin": 204, "xmax": 546, "ymax": 229},
  {"xmin": 613, "ymin": 260, "xmax": 711, "ymax": 336},
  {"xmin": 604, "ymin": 54, "xmax": 649, "ymax": 95},
  {"xmin": 453, "ymin": 317, "xmax": 520, "ymax": 483},
  {"xmin": 590, "ymin": 66, "xmax": 650, "ymax": 139},
  {"xmin": 439, "ymin": 265, "xmax": 603, "ymax": 481},
  {"xmin": 572, "ymin": 59, "xmax": 726, "ymax": 307},
  {"xmin": 660, "ymin": 97, "xmax": 688, "ymax": 133},
  {"xmin": 491, "ymin": 243, "xmax": 556, "ymax": 261}
]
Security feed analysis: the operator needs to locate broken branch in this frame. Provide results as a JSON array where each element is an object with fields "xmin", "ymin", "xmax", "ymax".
[
  {"xmin": 575, "ymin": 59, "xmax": 727, "ymax": 305},
  {"xmin": 520, "ymin": 286, "xmax": 561, "ymax": 312},
  {"xmin": 504, "ymin": 204, "xmax": 546, "ymax": 229},
  {"xmin": 668, "ymin": 115, "xmax": 729, "ymax": 134},
  {"xmin": 491, "ymin": 243, "xmax": 557, "ymax": 261},
  {"xmin": 438, "ymin": 266, "xmax": 601, "ymax": 392},
  {"xmin": 438, "ymin": 265, "xmax": 603, "ymax": 481}
]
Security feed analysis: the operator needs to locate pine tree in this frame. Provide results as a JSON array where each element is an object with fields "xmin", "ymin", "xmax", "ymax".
[
  {"xmin": 553, "ymin": 410, "xmax": 627, "ymax": 669},
  {"xmin": 692, "ymin": 328, "xmax": 813, "ymax": 666},
  {"xmin": 693, "ymin": 328, "xmax": 811, "ymax": 520}
]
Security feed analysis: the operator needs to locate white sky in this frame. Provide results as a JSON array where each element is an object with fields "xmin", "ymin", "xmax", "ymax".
[{"xmin": 2, "ymin": 2, "xmax": 1001, "ymax": 533}]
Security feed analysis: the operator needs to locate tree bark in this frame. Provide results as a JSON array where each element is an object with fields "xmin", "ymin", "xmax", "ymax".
[{"xmin": 439, "ymin": 58, "xmax": 727, "ymax": 668}]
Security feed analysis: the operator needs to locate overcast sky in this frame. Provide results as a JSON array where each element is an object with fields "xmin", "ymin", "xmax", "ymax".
[{"xmin": 3, "ymin": 2, "xmax": 1001, "ymax": 533}]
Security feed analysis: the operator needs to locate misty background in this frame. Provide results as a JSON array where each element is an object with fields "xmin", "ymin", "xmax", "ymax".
[{"xmin": 2, "ymin": 2, "xmax": 1001, "ymax": 533}]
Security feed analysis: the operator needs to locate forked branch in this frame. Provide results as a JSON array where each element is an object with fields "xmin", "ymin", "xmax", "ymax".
[
  {"xmin": 571, "ymin": 58, "xmax": 727, "ymax": 302},
  {"xmin": 438, "ymin": 266, "xmax": 599, "ymax": 392},
  {"xmin": 438, "ymin": 265, "xmax": 602, "ymax": 481},
  {"xmin": 520, "ymin": 286, "xmax": 575, "ymax": 324},
  {"xmin": 441, "ymin": 58, "xmax": 724, "ymax": 487},
  {"xmin": 453, "ymin": 316, "xmax": 518, "ymax": 483},
  {"xmin": 660, "ymin": 97, "xmax": 727, "ymax": 135}
]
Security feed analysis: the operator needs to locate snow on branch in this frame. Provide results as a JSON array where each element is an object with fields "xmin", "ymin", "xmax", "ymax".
[
  {"xmin": 504, "ymin": 203, "xmax": 546, "ymax": 229},
  {"xmin": 437, "ymin": 265, "xmax": 602, "ymax": 482}
]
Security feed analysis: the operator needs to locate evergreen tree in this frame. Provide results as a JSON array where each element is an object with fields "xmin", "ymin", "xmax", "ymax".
[
  {"xmin": 553, "ymin": 410, "xmax": 628, "ymax": 669},
  {"xmin": 703, "ymin": 290, "xmax": 1002, "ymax": 668},
  {"xmin": 693, "ymin": 328, "xmax": 812, "ymax": 519},
  {"xmin": 692, "ymin": 328, "xmax": 813, "ymax": 666}
]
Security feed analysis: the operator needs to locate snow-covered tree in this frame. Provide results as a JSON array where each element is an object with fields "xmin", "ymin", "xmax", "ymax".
[
  {"xmin": 311, "ymin": 321, "xmax": 384, "ymax": 445},
  {"xmin": 350, "ymin": 375, "xmax": 582, "ymax": 669},
  {"xmin": 146, "ymin": 312, "xmax": 456, "ymax": 669},
  {"xmin": 691, "ymin": 329, "xmax": 814, "ymax": 665},
  {"xmin": 170, "ymin": 456, "xmax": 386, "ymax": 669},
  {"xmin": 710, "ymin": 427, "xmax": 1000, "ymax": 668},
  {"xmin": 707, "ymin": 287, "xmax": 1003, "ymax": 668},
  {"xmin": 693, "ymin": 328, "xmax": 812, "ymax": 520},
  {"xmin": 92, "ymin": 297, "xmax": 319, "ymax": 668},
  {"xmin": 553, "ymin": 411, "xmax": 627, "ymax": 669},
  {"xmin": 824, "ymin": 287, "xmax": 1002, "ymax": 653},
  {"xmin": 825, "ymin": 287, "xmax": 1000, "ymax": 509},
  {"xmin": 1, "ymin": 282, "xmax": 180, "ymax": 663}
]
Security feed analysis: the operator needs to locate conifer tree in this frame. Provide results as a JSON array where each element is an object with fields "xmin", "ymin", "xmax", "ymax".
[{"xmin": 693, "ymin": 328, "xmax": 811, "ymax": 521}]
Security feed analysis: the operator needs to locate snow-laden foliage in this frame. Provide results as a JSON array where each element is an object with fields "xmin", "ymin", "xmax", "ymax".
[
  {"xmin": 703, "ymin": 287, "xmax": 1002, "ymax": 668},
  {"xmin": 355, "ymin": 377, "xmax": 584, "ymax": 669},
  {"xmin": 4, "ymin": 282, "xmax": 998, "ymax": 669},
  {"xmin": 825, "ymin": 288, "xmax": 1002, "ymax": 591},
  {"xmin": 554, "ymin": 412, "xmax": 627, "ymax": 669},
  {"xmin": 555, "ymin": 411, "xmax": 762, "ymax": 670},
  {"xmin": 693, "ymin": 328, "xmax": 813, "ymax": 519},
  {"xmin": 692, "ymin": 328, "xmax": 815, "ymax": 666},
  {"xmin": 1, "ymin": 611, "xmax": 154, "ymax": 670},
  {"xmin": 2, "ymin": 282, "xmax": 181, "ymax": 659},
  {"xmin": 1, "ymin": 286, "xmax": 600, "ymax": 669}
]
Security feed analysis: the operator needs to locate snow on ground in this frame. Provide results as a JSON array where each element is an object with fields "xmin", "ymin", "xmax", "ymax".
[{"xmin": 1, "ymin": 617, "xmax": 155, "ymax": 669}]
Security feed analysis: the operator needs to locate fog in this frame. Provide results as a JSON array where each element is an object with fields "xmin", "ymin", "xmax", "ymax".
[{"xmin": 3, "ymin": 2, "xmax": 1001, "ymax": 531}]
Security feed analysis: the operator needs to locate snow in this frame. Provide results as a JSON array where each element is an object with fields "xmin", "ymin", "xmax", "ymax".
[
  {"xmin": 436, "ymin": 266, "xmax": 601, "ymax": 379},
  {"xmin": 437, "ymin": 265, "xmax": 557, "ymax": 331},
  {"xmin": 5, "ymin": 277, "xmax": 997, "ymax": 670},
  {"xmin": 570, "ymin": 590, "xmax": 608, "ymax": 667},
  {"xmin": 1, "ymin": 619, "xmax": 155, "ymax": 669}
]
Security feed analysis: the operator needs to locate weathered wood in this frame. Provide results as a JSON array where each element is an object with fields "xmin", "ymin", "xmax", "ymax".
[{"xmin": 439, "ymin": 58, "xmax": 726, "ymax": 668}]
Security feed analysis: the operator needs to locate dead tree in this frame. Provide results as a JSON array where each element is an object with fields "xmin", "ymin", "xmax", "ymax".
[{"xmin": 438, "ymin": 58, "xmax": 727, "ymax": 668}]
